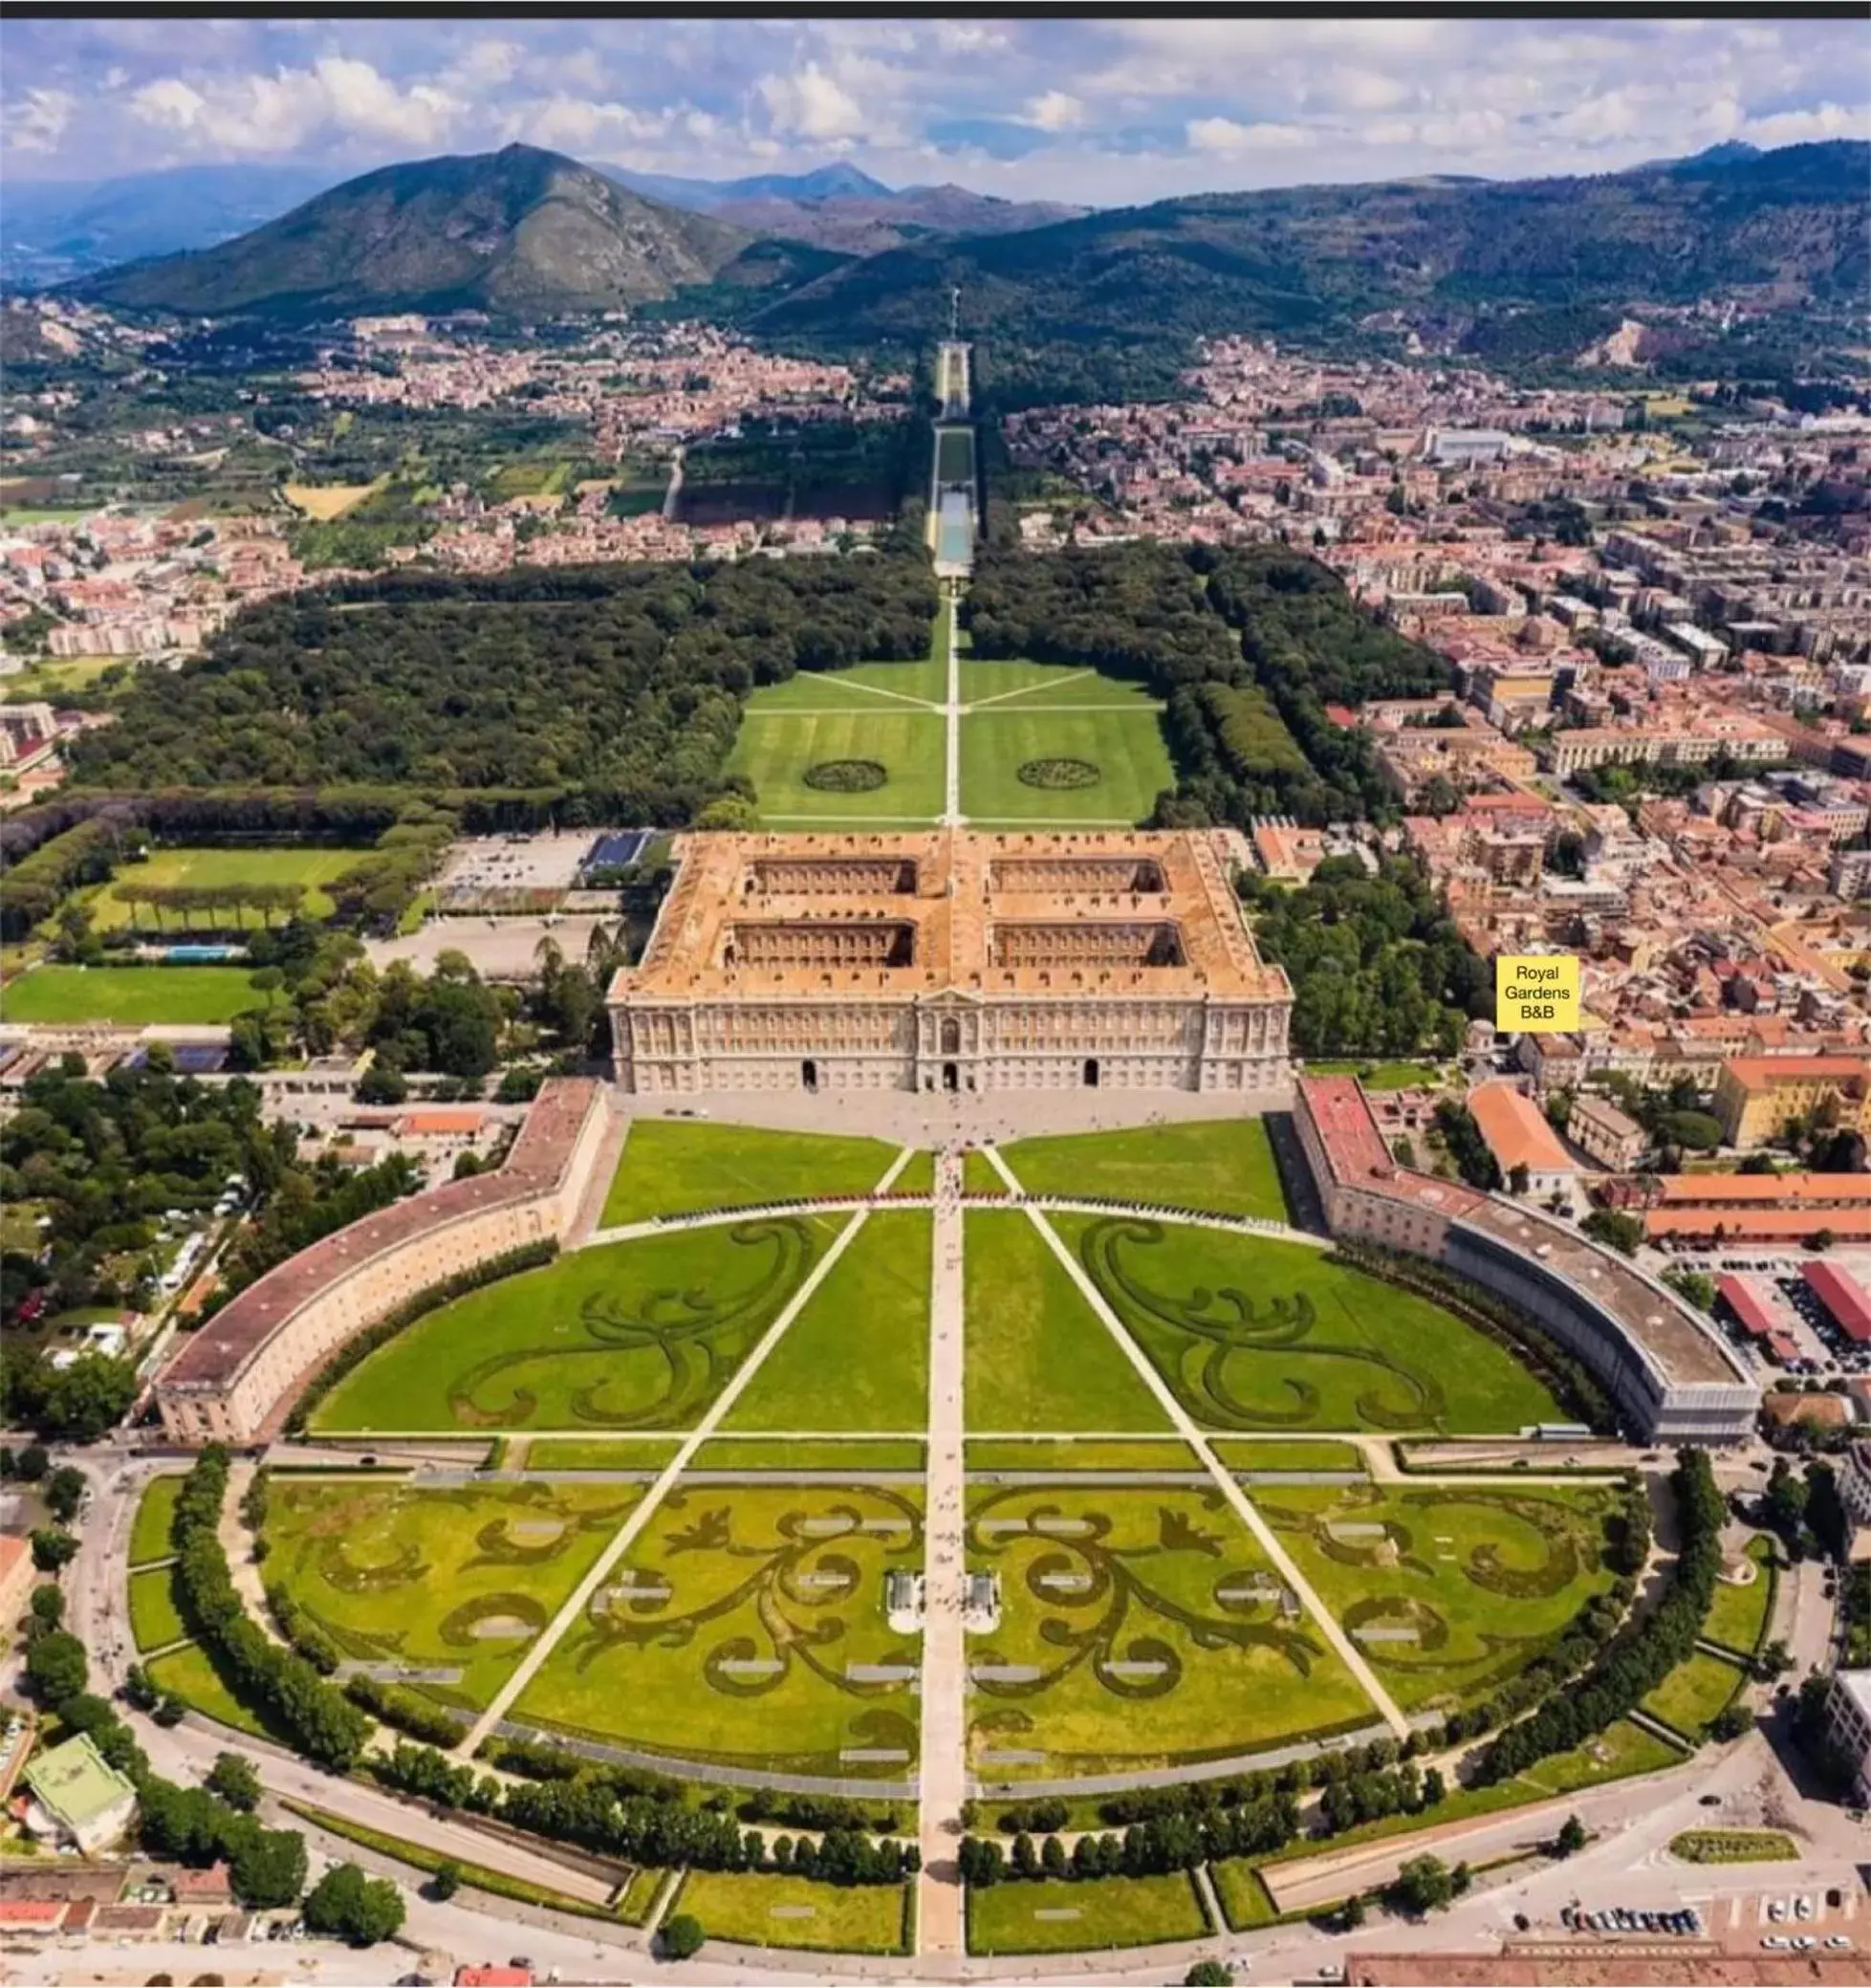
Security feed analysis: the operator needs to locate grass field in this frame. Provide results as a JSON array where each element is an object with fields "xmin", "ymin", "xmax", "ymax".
[
  {"xmin": 515, "ymin": 1481, "xmax": 924, "ymax": 1779},
  {"xmin": 313, "ymin": 1225, "xmax": 826, "ymax": 1433},
  {"xmin": 524, "ymin": 1437, "xmax": 684, "ymax": 1471},
  {"xmin": 967, "ymin": 1483, "xmax": 1376, "ymax": 1779},
  {"xmin": 283, "ymin": 480, "xmax": 381, "ymax": 519},
  {"xmin": 128, "ymin": 1566, "xmax": 191, "ymax": 1652},
  {"xmin": 892, "ymin": 1149, "xmax": 936, "ymax": 1196},
  {"xmin": 1641, "ymin": 1649, "xmax": 1748, "ymax": 1740},
  {"xmin": 1210, "ymin": 1860, "xmax": 1279, "ymax": 1931},
  {"xmin": 995, "ymin": 1121, "xmax": 1290, "ymax": 1222},
  {"xmin": 1702, "ymin": 1535, "xmax": 1776, "ymax": 1659},
  {"xmin": 145, "ymin": 1642, "xmax": 286, "ymax": 1742},
  {"xmin": 1, "ymin": 965, "xmax": 268, "ymax": 1024},
  {"xmin": 960, "ymin": 703, "xmax": 1172, "ymax": 825},
  {"xmin": 962, "ymin": 1150, "xmax": 1008, "ymax": 1196},
  {"xmin": 690, "ymin": 1437, "xmax": 925, "ymax": 1472},
  {"xmin": 128, "ymin": 1475, "xmax": 185, "ymax": 1566},
  {"xmin": 263, "ymin": 1478, "xmax": 640, "ymax": 1710},
  {"xmin": 727, "ymin": 706, "xmax": 946, "ymax": 826},
  {"xmin": 958, "ymin": 659, "xmax": 1160, "ymax": 710},
  {"xmin": 967, "ymin": 1872, "xmax": 1208, "ymax": 1955},
  {"xmin": 966, "ymin": 1438, "xmax": 1195, "ymax": 1472},
  {"xmin": 1303, "ymin": 1061, "xmax": 1451, "ymax": 1091},
  {"xmin": 0, "ymin": 653, "xmax": 132, "ymax": 702},
  {"xmin": 601, "ymin": 1120, "xmax": 903, "ymax": 1227},
  {"xmin": 1210, "ymin": 1439, "xmax": 1368, "ymax": 1475},
  {"xmin": 1052, "ymin": 1214, "xmax": 1563, "ymax": 1435},
  {"xmin": 85, "ymin": 845, "xmax": 361, "ymax": 929},
  {"xmin": 964, "ymin": 1212, "xmax": 1171, "ymax": 1433},
  {"xmin": 1260, "ymin": 1480, "xmax": 1620, "ymax": 1714},
  {"xmin": 723, "ymin": 1212, "xmax": 930, "ymax": 1431},
  {"xmin": 671, "ymin": 1869, "xmax": 908, "ymax": 1955}
]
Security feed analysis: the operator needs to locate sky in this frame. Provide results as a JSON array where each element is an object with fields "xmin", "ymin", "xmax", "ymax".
[{"xmin": 4, "ymin": 15, "xmax": 1867, "ymax": 200}]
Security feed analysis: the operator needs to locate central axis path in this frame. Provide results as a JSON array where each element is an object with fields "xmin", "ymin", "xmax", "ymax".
[
  {"xmin": 941, "ymin": 591, "xmax": 963, "ymax": 827},
  {"xmin": 917, "ymin": 1145, "xmax": 968, "ymax": 1957},
  {"xmin": 456, "ymin": 1146, "xmax": 918, "ymax": 1760}
]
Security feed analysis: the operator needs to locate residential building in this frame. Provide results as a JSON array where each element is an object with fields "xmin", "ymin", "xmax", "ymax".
[
  {"xmin": 1824, "ymin": 1671, "xmax": 1871, "ymax": 1810},
  {"xmin": 1566, "ymin": 1093, "xmax": 1648, "ymax": 1170},
  {"xmin": 21, "ymin": 1736, "xmax": 137, "ymax": 1854}
]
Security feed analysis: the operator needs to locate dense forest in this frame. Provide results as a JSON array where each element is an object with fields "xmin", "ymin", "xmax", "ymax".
[
  {"xmin": 66, "ymin": 547, "xmax": 938, "ymax": 808},
  {"xmin": 961, "ymin": 540, "xmax": 1450, "ymax": 827}
]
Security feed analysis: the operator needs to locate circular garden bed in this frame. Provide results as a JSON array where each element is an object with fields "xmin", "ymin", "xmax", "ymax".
[
  {"xmin": 1016, "ymin": 757, "xmax": 1101, "ymax": 791},
  {"xmin": 803, "ymin": 759, "xmax": 888, "ymax": 793}
]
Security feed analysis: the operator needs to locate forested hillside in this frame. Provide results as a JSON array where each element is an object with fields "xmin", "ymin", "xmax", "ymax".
[{"xmin": 65, "ymin": 551, "xmax": 938, "ymax": 814}]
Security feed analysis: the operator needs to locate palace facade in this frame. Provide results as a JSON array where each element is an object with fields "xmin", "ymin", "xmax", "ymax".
[{"xmin": 606, "ymin": 829, "xmax": 1294, "ymax": 1096}]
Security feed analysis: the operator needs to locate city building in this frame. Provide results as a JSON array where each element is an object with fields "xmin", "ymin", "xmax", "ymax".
[
  {"xmin": 607, "ymin": 829, "xmax": 1294, "ymax": 1096},
  {"xmin": 21, "ymin": 1736, "xmax": 137, "ymax": 1855},
  {"xmin": 1467, "ymin": 1081, "xmax": 1580, "ymax": 1195},
  {"xmin": 1643, "ymin": 1173, "xmax": 1871, "ymax": 1246},
  {"xmin": 1293, "ymin": 1075, "xmax": 1758, "ymax": 1442},
  {"xmin": 1712, "ymin": 1054, "xmax": 1871, "ymax": 1148},
  {"xmin": 1566, "ymin": 1093, "xmax": 1648, "ymax": 1171},
  {"xmin": 1824, "ymin": 1670, "xmax": 1871, "ymax": 1810},
  {"xmin": 0, "ymin": 1533, "xmax": 32, "ymax": 1628},
  {"xmin": 153, "ymin": 1079, "xmax": 606, "ymax": 1445},
  {"xmin": 1802, "ymin": 1261, "xmax": 1871, "ymax": 1347},
  {"xmin": 1836, "ymin": 1441, "xmax": 1871, "ymax": 1532}
]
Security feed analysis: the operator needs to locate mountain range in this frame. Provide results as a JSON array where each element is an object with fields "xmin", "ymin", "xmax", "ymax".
[{"xmin": 54, "ymin": 139, "xmax": 1869, "ymax": 396}]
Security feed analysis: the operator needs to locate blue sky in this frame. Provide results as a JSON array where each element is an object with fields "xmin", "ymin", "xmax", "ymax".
[{"xmin": 4, "ymin": 16, "xmax": 1866, "ymax": 199}]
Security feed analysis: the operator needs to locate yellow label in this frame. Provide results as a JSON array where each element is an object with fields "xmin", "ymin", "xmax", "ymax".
[{"xmin": 1494, "ymin": 954, "xmax": 1580, "ymax": 1034}]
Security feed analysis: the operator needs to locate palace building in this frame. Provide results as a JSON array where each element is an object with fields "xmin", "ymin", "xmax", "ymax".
[{"xmin": 606, "ymin": 828, "xmax": 1294, "ymax": 1096}]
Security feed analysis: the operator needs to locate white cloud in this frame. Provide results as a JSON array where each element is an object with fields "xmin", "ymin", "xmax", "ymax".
[
  {"xmin": 1187, "ymin": 116, "xmax": 1310, "ymax": 155},
  {"xmin": 756, "ymin": 61, "xmax": 866, "ymax": 142},
  {"xmin": 1742, "ymin": 99, "xmax": 1871, "ymax": 146},
  {"xmin": 1022, "ymin": 89, "xmax": 1086, "ymax": 132},
  {"xmin": 127, "ymin": 57, "xmax": 459, "ymax": 155},
  {"xmin": 500, "ymin": 94, "xmax": 670, "ymax": 156},
  {"xmin": 4, "ymin": 86, "xmax": 76, "ymax": 153}
]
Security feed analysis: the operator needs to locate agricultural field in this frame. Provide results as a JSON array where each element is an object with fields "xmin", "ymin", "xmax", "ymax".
[
  {"xmin": 967, "ymin": 1871, "xmax": 1209, "ymax": 1955},
  {"xmin": 722, "ymin": 1212, "xmax": 931, "ymax": 1432},
  {"xmin": 0, "ymin": 965, "xmax": 269, "ymax": 1025},
  {"xmin": 600, "ymin": 1119, "xmax": 904, "ymax": 1227},
  {"xmin": 964, "ymin": 1212, "xmax": 1172, "ymax": 1433},
  {"xmin": 312, "ymin": 1224, "xmax": 827, "ymax": 1433},
  {"xmin": 994, "ymin": 1120, "xmax": 1290, "ymax": 1224},
  {"xmin": 261, "ymin": 1477, "xmax": 640, "ymax": 1711},
  {"xmin": 283, "ymin": 480, "xmax": 381, "ymax": 519},
  {"xmin": 1051, "ymin": 1214, "xmax": 1564, "ymax": 1435},
  {"xmin": 671, "ymin": 1869, "xmax": 909, "ymax": 1955},
  {"xmin": 966, "ymin": 1483, "xmax": 1378, "ymax": 1780},
  {"xmin": 83, "ymin": 844, "xmax": 361, "ymax": 930},
  {"xmin": 514, "ymin": 1480, "xmax": 924, "ymax": 1780},
  {"xmin": 1260, "ymin": 1479, "xmax": 1621, "ymax": 1713}
]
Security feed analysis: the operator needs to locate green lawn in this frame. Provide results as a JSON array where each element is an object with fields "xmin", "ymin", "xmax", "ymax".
[
  {"xmin": 262, "ymin": 1478, "xmax": 639, "ymax": 1711},
  {"xmin": 964, "ymin": 1212, "xmax": 1171, "ymax": 1433},
  {"xmin": 967, "ymin": 1483, "xmax": 1377, "ymax": 1779},
  {"xmin": 313, "ymin": 1225, "xmax": 826, "ymax": 1432},
  {"xmin": 128, "ymin": 1566, "xmax": 191, "ymax": 1652},
  {"xmin": 745, "ymin": 658, "xmax": 948, "ymax": 710},
  {"xmin": 1304, "ymin": 1060, "xmax": 1451, "ymax": 1092},
  {"xmin": 672, "ymin": 1869, "xmax": 908, "ymax": 1955},
  {"xmin": 515, "ymin": 1481, "xmax": 923, "ymax": 1780},
  {"xmin": 966, "ymin": 1438, "xmax": 1196, "ymax": 1472},
  {"xmin": 727, "ymin": 704, "xmax": 946, "ymax": 826},
  {"xmin": 962, "ymin": 1150, "xmax": 1009, "ymax": 1196},
  {"xmin": 84, "ymin": 845, "xmax": 361, "ymax": 930},
  {"xmin": 960, "ymin": 702, "xmax": 1173, "ymax": 825},
  {"xmin": 145, "ymin": 1642, "xmax": 289, "ymax": 1743},
  {"xmin": 1052, "ymin": 1214, "xmax": 1564, "ymax": 1435},
  {"xmin": 891, "ymin": 1149, "xmax": 936, "ymax": 1196},
  {"xmin": 958, "ymin": 659, "xmax": 1159, "ymax": 710},
  {"xmin": 690, "ymin": 1437, "xmax": 925, "ymax": 1472},
  {"xmin": 1210, "ymin": 1860, "xmax": 1279, "ymax": 1931},
  {"xmin": 1642, "ymin": 1650, "xmax": 1748, "ymax": 1740},
  {"xmin": 996, "ymin": 1121, "xmax": 1290, "ymax": 1223},
  {"xmin": 525, "ymin": 1437, "xmax": 684, "ymax": 1472},
  {"xmin": 1261, "ymin": 1480, "xmax": 1620, "ymax": 1714},
  {"xmin": 1702, "ymin": 1535, "xmax": 1776, "ymax": 1659},
  {"xmin": 0, "ymin": 653, "xmax": 133, "ymax": 701},
  {"xmin": 128, "ymin": 1475, "xmax": 186, "ymax": 1566},
  {"xmin": 967, "ymin": 1872, "xmax": 1208, "ymax": 1955},
  {"xmin": 1211, "ymin": 1439, "xmax": 1368, "ymax": 1475},
  {"xmin": 601, "ymin": 1119, "xmax": 903, "ymax": 1227},
  {"xmin": 724, "ymin": 1212, "xmax": 930, "ymax": 1431},
  {"xmin": 1, "ymin": 965, "xmax": 270, "ymax": 1025}
]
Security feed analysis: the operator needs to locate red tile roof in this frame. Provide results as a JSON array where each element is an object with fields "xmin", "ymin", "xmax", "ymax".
[{"xmin": 1803, "ymin": 1261, "xmax": 1871, "ymax": 1345}]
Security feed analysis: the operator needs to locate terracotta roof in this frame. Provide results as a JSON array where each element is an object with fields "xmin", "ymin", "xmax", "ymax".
[
  {"xmin": 1468, "ymin": 1083, "xmax": 1579, "ymax": 1176},
  {"xmin": 1657, "ymin": 1173, "xmax": 1871, "ymax": 1208},
  {"xmin": 1721, "ymin": 1055, "xmax": 1871, "ymax": 1090},
  {"xmin": 159, "ymin": 1079, "xmax": 598, "ymax": 1394},
  {"xmin": 1804, "ymin": 1260, "xmax": 1871, "ymax": 1344}
]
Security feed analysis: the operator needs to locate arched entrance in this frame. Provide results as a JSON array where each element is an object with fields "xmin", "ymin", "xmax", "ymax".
[
  {"xmin": 939, "ymin": 1016, "xmax": 962, "ymax": 1057},
  {"xmin": 942, "ymin": 1061, "xmax": 959, "ymax": 1091},
  {"xmin": 801, "ymin": 1060, "xmax": 818, "ymax": 1093},
  {"xmin": 1083, "ymin": 1059, "xmax": 1100, "ymax": 1088}
]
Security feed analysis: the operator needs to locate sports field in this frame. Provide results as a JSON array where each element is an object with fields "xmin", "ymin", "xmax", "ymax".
[
  {"xmin": 312, "ymin": 1224, "xmax": 825, "ymax": 1433},
  {"xmin": 1261, "ymin": 1480, "xmax": 1620, "ymax": 1712},
  {"xmin": 723, "ymin": 1212, "xmax": 930, "ymax": 1431},
  {"xmin": 1053, "ymin": 1214, "xmax": 1563, "ymax": 1434},
  {"xmin": 967, "ymin": 1484, "xmax": 1375, "ymax": 1779},
  {"xmin": 600, "ymin": 1119, "xmax": 903, "ymax": 1226},
  {"xmin": 85, "ymin": 845, "xmax": 359, "ymax": 929},
  {"xmin": 514, "ymin": 1480, "xmax": 924, "ymax": 1778},
  {"xmin": 968, "ymin": 1871, "xmax": 1208, "ymax": 1955},
  {"xmin": 1, "ymin": 965, "xmax": 268, "ymax": 1024},
  {"xmin": 964, "ymin": 1212, "xmax": 1172, "ymax": 1433},
  {"xmin": 263, "ymin": 1477, "xmax": 639, "ymax": 1710},
  {"xmin": 995, "ymin": 1120, "xmax": 1290, "ymax": 1222}
]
